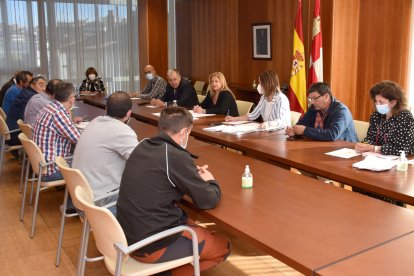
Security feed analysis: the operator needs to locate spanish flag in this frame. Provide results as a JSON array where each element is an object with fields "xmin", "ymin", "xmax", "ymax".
[{"xmin": 288, "ymin": 0, "xmax": 307, "ymax": 114}]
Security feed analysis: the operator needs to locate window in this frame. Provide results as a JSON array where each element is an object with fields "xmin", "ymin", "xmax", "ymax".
[{"xmin": 0, "ymin": 0, "xmax": 139, "ymax": 92}]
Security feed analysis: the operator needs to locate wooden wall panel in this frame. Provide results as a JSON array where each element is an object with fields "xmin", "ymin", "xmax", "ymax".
[
  {"xmin": 330, "ymin": 0, "xmax": 412, "ymax": 121},
  {"xmin": 330, "ymin": 0, "xmax": 360, "ymax": 115},
  {"xmin": 138, "ymin": 0, "xmax": 168, "ymax": 89},
  {"xmin": 173, "ymin": 0, "xmax": 412, "ymax": 120}
]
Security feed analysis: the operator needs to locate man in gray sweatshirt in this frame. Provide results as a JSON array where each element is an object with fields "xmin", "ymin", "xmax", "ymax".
[{"xmin": 72, "ymin": 91, "xmax": 138, "ymax": 214}]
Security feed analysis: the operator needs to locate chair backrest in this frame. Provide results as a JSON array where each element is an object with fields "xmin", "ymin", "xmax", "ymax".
[
  {"xmin": 290, "ymin": 111, "xmax": 302, "ymax": 126},
  {"xmin": 236, "ymin": 100, "xmax": 254, "ymax": 116},
  {"xmin": 353, "ymin": 120, "xmax": 369, "ymax": 142},
  {"xmin": 17, "ymin": 119, "xmax": 33, "ymax": 140},
  {"xmin": 75, "ymin": 186, "xmax": 129, "ymax": 261},
  {"xmin": 0, "ymin": 107, "xmax": 6, "ymax": 120},
  {"xmin": 197, "ymin": 95, "xmax": 206, "ymax": 104},
  {"xmin": 0, "ymin": 116, "xmax": 11, "ymax": 140},
  {"xmin": 18, "ymin": 133, "xmax": 47, "ymax": 175},
  {"xmin": 193, "ymin": 81, "xmax": 205, "ymax": 95},
  {"xmin": 55, "ymin": 156, "xmax": 94, "ymax": 210}
]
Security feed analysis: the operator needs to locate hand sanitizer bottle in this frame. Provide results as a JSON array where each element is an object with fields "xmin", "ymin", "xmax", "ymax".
[
  {"xmin": 242, "ymin": 165, "xmax": 253, "ymax": 188},
  {"xmin": 397, "ymin": 150, "xmax": 408, "ymax": 171}
]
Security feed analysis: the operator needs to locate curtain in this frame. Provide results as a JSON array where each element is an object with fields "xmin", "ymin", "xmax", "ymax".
[{"xmin": 0, "ymin": 0, "xmax": 139, "ymax": 92}]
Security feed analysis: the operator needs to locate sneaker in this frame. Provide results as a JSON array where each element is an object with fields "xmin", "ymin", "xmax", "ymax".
[{"xmin": 60, "ymin": 204, "xmax": 78, "ymax": 215}]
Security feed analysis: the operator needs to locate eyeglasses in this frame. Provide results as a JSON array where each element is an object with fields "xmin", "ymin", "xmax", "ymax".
[{"xmin": 307, "ymin": 94, "xmax": 323, "ymax": 103}]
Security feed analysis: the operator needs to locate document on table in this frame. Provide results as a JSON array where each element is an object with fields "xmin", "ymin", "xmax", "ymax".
[
  {"xmin": 75, "ymin": 121, "xmax": 89, "ymax": 130},
  {"xmin": 146, "ymin": 105, "xmax": 159, "ymax": 108},
  {"xmin": 188, "ymin": 110, "xmax": 216, "ymax": 118},
  {"xmin": 362, "ymin": 151, "xmax": 399, "ymax": 160},
  {"xmin": 130, "ymin": 97, "xmax": 141, "ymax": 100},
  {"xmin": 203, "ymin": 122, "xmax": 278, "ymax": 135},
  {"xmin": 352, "ymin": 155, "xmax": 398, "ymax": 171},
  {"xmin": 325, "ymin": 148, "xmax": 361, "ymax": 159},
  {"xmin": 222, "ymin": 120, "xmax": 250, "ymax": 125},
  {"xmin": 152, "ymin": 112, "xmax": 199, "ymax": 120}
]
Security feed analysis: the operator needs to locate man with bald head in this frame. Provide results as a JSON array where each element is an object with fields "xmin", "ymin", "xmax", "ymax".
[
  {"xmin": 151, "ymin": 69, "xmax": 199, "ymax": 108},
  {"xmin": 131, "ymin": 64, "xmax": 166, "ymax": 99}
]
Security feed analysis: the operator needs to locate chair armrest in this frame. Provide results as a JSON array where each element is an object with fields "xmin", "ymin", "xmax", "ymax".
[
  {"xmin": 114, "ymin": 225, "xmax": 199, "ymax": 255},
  {"xmin": 94, "ymin": 189, "xmax": 119, "ymax": 203},
  {"xmin": 64, "ymin": 155, "xmax": 73, "ymax": 161}
]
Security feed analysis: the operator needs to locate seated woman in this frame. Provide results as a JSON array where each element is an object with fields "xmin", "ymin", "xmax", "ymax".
[
  {"xmin": 79, "ymin": 67, "xmax": 105, "ymax": 94},
  {"xmin": 225, "ymin": 70, "xmax": 290, "ymax": 129},
  {"xmin": 355, "ymin": 80, "xmax": 414, "ymax": 155},
  {"xmin": 193, "ymin": 72, "xmax": 239, "ymax": 116},
  {"xmin": 354, "ymin": 80, "xmax": 414, "ymax": 206}
]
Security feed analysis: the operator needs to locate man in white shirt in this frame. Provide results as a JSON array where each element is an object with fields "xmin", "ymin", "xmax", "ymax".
[{"xmin": 72, "ymin": 91, "xmax": 138, "ymax": 214}]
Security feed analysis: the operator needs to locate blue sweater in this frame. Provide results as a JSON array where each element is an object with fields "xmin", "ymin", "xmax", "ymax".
[{"xmin": 296, "ymin": 96, "xmax": 358, "ymax": 142}]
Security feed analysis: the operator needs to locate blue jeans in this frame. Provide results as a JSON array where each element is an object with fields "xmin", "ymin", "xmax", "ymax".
[{"xmin": 42, "ymin": 171, "xmax": 75, "ymax": 209}]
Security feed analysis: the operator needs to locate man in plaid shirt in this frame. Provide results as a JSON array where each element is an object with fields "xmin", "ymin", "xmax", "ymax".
[
  {"xmin": 129, "ymin": 65, "xmax": 166, "ymax": 99},
  {"xmin": 33, "ymin": 82, "xmax": 81, "ymax": 181}
]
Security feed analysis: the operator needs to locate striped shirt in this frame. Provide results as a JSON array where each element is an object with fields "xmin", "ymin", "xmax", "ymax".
[
  {"xmin": 33, "ymin": 100, "xmax": 80, "ymax": 176},
  {"xmin": 24, "ymin": 92, "xmax": 53, "ymax": 127},
  {"xmin": 139, "ymin": 75, "xmax": 167, "ymax": 99},
  {"xmin": 248, "ymin": 91, "xmax": 291, "ymax": 127}
]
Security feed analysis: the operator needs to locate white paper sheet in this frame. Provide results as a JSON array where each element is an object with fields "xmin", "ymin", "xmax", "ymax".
[
  {"xmin": 188, "ymin": 110, "xmax": 216, "ymax": 118},
  {"xmin": 222, "ymin": 120, "xmax": 250, "ymax": 125},
  {"xmin": 352, "ymin": 155, "xmax": 398, "ymax": 171},
  {"xmin": 75, "ymin": 121, "xmax": 89, "ymax": 130},
  {"xmin": 325, "ymin": 148, "xmax": 361, "ymax": 159}
]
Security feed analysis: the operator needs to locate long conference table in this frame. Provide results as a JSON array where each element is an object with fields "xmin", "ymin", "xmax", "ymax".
[
  {"xmin": 75, "ymin": 98, "xmax": 414, "ymax": 275},
  {"xmin": 82, "ymin": 94, "xmax": 414, "ymax": 206}
]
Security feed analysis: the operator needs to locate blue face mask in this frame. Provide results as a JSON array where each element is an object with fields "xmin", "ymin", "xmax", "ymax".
[{"xmin": 376, "ymin": 103, "xmax": 390, "ymax": 115}]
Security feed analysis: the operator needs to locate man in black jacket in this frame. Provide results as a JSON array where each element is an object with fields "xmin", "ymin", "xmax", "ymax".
[
  {"xmin": 151, "ymin": 69, "xmax": 199, "ymax": 108},
  {"xmin": 117, "ymin": 106, "xmax": 230, "ymax": 275}
]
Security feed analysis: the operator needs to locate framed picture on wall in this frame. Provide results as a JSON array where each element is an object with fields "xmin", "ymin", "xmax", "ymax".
[{"xmin": 252, "ymin": 23, "xmax": 272, "ymax": 60}]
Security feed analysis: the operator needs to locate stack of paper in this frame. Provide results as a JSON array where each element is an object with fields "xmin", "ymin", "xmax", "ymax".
[
  {"xmin": 325, "ymin": 148, "xmax": 360, "ymax": 159},
  {"xmin": 203, "ymin": 123, "xmax": 261, "ymax": 135},
  {"xmin": 352, "ymin": 155, "xmax": 398, "ymax": 171},
  {"xmin": 75, "ymin": 121, "xmax": 89, "ymax": 130}
]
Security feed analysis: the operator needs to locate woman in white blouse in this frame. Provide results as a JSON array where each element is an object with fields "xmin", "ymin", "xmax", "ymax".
[{"xmin": 225, "ymin": 70, "xmax": 290, "ymax": 128}]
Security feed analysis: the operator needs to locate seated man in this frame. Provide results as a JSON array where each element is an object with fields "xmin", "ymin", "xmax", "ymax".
[
  {"xmin": 72, "ymin": 91, "xmax": 138, "ymax": 214},
  {"xmin": 2, "ymin": 71, "xmax": 33, "ymax": 115},
  {"xmin": 151, "ymin": 69, "xmax": 199, "ymax": 108},
  {"xmin": 0, "ymin": 71, "xmax": 20, "ymax": 108},
  {"xmin": 117, "ymin": 106, "xmax": 230, "ymax": 275},
  {"xmin": 6, "ymin": 76, "xmax": 47, "ymax": 146},
  {"xmin": 24, "ymin": 79, "xmax": 61, "ymax": 127},
  {"xmin": 33, "ymin": 82, "xmax": 80, "ymax": 181},
  {"xmin": 129, "ymin": 64, "xmax": 166, "ymax": 99},
  {"xmin": 286, "ymin": 82, "xmax": 358, "ymax": 142}
]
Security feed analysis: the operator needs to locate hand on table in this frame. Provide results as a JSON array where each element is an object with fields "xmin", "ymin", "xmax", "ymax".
[
  {"xmin": 150, "ymin": 99, "xmax": 165, "ymax": 107},
  {"xmin": 193, "ymin": 105, "xmax": 204, "ymax": 114},
  {"xmin": 73, "ymin": 116, "xmax": 83, "ymax": 124},
  {"xmin": 197, "ymin": 165, "xmax": 214, "ymax": 181},
  {"xmin": 355, "ymin": 143, "xmax": 375, "ymax": 153},
  {"xmin": 293, "ymin": 125, "xmax": 306, "ymax": 135}
]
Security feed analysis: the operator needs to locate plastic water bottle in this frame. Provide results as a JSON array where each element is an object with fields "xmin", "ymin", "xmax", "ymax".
[
  {"xmin": 172, "ymin": 100, "xmax": 178, "ymax": 107},
  {"xmin": 242, "ymin": 165, "xmax": 253, "ymax": 188},
  {"xmin": 252, "ymin": 80, "xmax": 257, "ymax": 89},
  {"xmin": 75, "ymin": 84, "xmax": 80, "ymax": 99},
  {"xmin": 397, "ymin": 150, "xmax": 408, "ymax": 171}
]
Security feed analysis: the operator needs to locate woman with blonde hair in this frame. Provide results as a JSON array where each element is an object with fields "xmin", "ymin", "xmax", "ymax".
[
  {"xmin": 193, "ymin": 72, "xmax": 239, "ymax": 116},
  {"xmin": 226, "ymin": 70, "xmax": 290, "ymax": 128}
]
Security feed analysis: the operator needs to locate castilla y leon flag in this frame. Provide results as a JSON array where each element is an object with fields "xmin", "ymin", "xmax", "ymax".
[
  {"xmin": 288, "ymin": 0, "xmax": 307, "ymax": 114},
  {"xmin": 308, "ymin": 0, "xmax": 323, "ymax": 87}
]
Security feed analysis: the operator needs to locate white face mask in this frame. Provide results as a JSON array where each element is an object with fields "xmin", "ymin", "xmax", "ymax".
[
  {"xmin": 257, "ymin": 84, "xmax": 264, "ymax": 95},
  {"xmin": 376, "ymin": 103, "xmax": 390, "ymax": 115},
  {"xmin": 88, "ymin": 74, "xmax": 96, "ymax": 81},
  {"xmin": 145, "ymin": 73, "xmax": 154, "ymax": 80},
  {"xmin": 180, "ymin": 129, "xmax": 189, "ymax": 149}
]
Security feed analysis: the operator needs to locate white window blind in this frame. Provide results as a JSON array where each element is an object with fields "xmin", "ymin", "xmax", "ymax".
[{"xmin": 0, "ymin": 0, "xmax": 139, "ymax": 92}]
